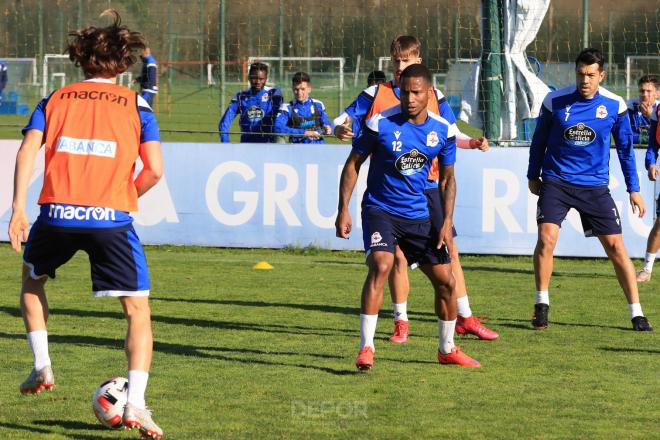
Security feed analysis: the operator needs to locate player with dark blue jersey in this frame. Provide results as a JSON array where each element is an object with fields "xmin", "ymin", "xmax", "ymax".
[
  {"xmin": 626, "ymin": 75, "xmax": 658, "ymax": 146},
  {"xmin": 274, "ymin": 71, "xmax": 332, "ymax": 144},
  {"xmin": 219, "ymin": 62, "xmax": 283, "ymax": 143},
  {"xmin": 527, "ymin": 47, "xmax": 652, "ymax": 332},
  {"xmin": 335, "ymin": 64, "xmax": 481, "ymax": 371},
  {"xmin": 137, "ymin": 48, "xmax": 157, "ymax": 106}
]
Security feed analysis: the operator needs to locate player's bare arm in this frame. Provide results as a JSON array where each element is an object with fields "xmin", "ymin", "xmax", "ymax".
[
  {"xmin": 648, "ymin": 164, "xmax": 659, "ymax": 181},
  {"xmin": 335, "ymin": 150, "xmax": 366, "ymax": 238},
  {"xmin": 528, "ymin": 179, "xmax": 541, "ymax": 196},
  {"xmin": 8, "ymin": 129, "xmax": 43, "ymax": 252},
  {"xmin": 134, "ymin": 140, "xmax": 164, "ymax": 197},
  {"xmin": 629, "ymin": 192, "xmax": 646, "ymax": 218},
  {"xmin": 438, "ymin": 164, "xmax": 456, "ymax": 254},
  {"xmin": 470, "ymin": 137, "xmax": 489, "ymax": 151}
]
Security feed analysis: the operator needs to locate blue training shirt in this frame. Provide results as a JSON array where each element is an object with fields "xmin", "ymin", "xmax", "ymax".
[
  {"xmin": 274, "ymin": 97, "xmax": 332, "ymax": 144},
  {"xmin": 354, "ymin": 106, "xmax": 457, "ymax": 219},
  {"xmin": 527, "ymin": 85, "xmax": 640, "ymax": 192},
  {"xmin": 627, "ymin": 98, "xmax": 658, "ymax": 145},
  {"xmin": 219, "ymin": 86, "xmax": 283, "ymax": 143}
]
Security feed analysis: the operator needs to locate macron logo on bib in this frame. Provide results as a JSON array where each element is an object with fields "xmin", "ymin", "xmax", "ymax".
[{"xmin": 56, "ymin": 136, "xmax": 117, "ymax": 158}]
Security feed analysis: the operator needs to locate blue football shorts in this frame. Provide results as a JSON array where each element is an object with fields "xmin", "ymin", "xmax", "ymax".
[
  {"xmin": 361, "ymin": 207, "xmax": 450, "ymax": 266},
  {"xmin": 23, "ymin": 219, "xmax": 150, "ymax": 297},
  {"xmin": 537, "ymin": 180, "xmax": 622, "ymax": 236}
]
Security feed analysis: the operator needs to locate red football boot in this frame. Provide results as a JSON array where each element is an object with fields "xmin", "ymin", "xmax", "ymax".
[
  {"xmin": 438, "ymin": 346, "xmax": 481, "ymax": 368},
  {"xmin": 388, "ymin": 320, "xmax": 409, "ymax": 343},
  {"xmin": 355, "ymin": 347, "xmax": 374, "ymax": 372},
  {"xmin": 456, "ymin": 315, "xmax": 499, "ymax": 340}
]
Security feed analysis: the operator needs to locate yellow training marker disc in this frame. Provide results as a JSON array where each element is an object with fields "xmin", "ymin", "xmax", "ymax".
[{"xmin": 253, "ymin": 261, "xmax": 274, "ymax": 270}]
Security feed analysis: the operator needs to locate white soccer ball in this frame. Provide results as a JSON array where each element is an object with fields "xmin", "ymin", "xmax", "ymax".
[{"xmin": 92, "ymin": 377, "xmax": 128, "ymax": 429}]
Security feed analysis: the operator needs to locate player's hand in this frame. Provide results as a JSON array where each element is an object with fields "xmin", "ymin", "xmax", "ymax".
[
  {"xmin": 639, "ymin": 101, "xmax": 653, "ymax": 118},
  {"xmin": 629, "ymin": 192, "xmax": 646, "ymax": 218},
  {"xmin": 304, "ymin": 130, "xmax": 321, "ymax": 140},
  {"xmin": 333, "ymin": 117, "xmax": 354, "ymax": 141},
  {"xmin": 335, "ymin": 210, "xmax": 352, "ymax": 239},
  {"xmin": 323, "ymin": 125, "xmax": 332, "ymax": 135},
  {"xmin": 528, "ymin": 179, "xmax": 541, "ymax": 196},
  {"xmin": 648, "ymin": 165, "xmax": 659, "ymax": 181},
  {"xmin": 469, "ymin": 137, "xmax": 489, "ymax": 152},
  {"xmin": 438, "ymin": 220, "xmax": 455, "ymax": 258},
  {"xmin": 8, "ymin": 209, "xmax": 29, "ymax": 253}
]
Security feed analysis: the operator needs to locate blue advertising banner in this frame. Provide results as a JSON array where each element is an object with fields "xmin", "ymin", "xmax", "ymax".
[{"xmin": 0, "ymin": 140, "xmax": 656, "ymax": 257}]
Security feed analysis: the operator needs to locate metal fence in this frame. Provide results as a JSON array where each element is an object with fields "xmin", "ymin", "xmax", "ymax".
[{"xmin": 0, "ymin": 0, "xmax": 658, "ymax": 141}]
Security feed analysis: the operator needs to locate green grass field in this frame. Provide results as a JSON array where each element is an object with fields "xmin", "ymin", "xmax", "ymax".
[{"xmin": 0, "ymin": 244, "xmax": 658, "ymax": 439}]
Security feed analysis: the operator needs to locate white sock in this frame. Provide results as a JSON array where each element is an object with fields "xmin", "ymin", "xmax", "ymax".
[
  {"xmin": 438, "ymin": 319, "xmax": 456, "ymax": 355},
  {"xmin": 393, "ymin": 302, "xmax": 408, "ymax": 322},
  {"xmin": 536, "ymin": 290, "xmax": 549, "ymax": 305},
  {"xmin": 27, "ymin": 330, "xmax": 51, "ymax": 371},
  {"xmin": 127, "ymin": 370, "xmax": 149, "ymax": 409},
  {"xmin": 359, "ymin": 314, "xmax": 378, "ymax": 351},
  {"xmin": 629, "ymin": 303, "xmax": 644, "ymax": 319},
  {"xmin": 457, "ymin": 295, "xmax": 472, "ymax": 318},
  {"xmin": 644, "ymin": 253, "xmax": 656, "ymax": 272}
]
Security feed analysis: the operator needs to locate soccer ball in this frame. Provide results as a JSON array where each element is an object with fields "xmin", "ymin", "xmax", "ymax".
[{"xmin": 92, "ymin": 377, "xmax": 128, "ymax": 429}]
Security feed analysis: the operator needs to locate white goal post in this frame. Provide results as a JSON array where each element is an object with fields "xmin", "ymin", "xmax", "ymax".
[
  {"xmin": 42, "ymin": 54, "xmax": 71, "ymax": 97},
  {"xmin": 377, "ymin": 56, "xmax": 390, "ymax": 72},
  {"xmin": 4, "ymin": 57, "xmax": 39, "ymax": 86},
  {"xmin": 247, "ymin": 56, "xmax": 345, "ymax": 109},
  {"xmin": 626, "ymin": 56, "xmax": 660, "ymax": 101}
]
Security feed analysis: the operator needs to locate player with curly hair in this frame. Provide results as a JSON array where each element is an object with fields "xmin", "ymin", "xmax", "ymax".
[{"xmin": 8, "ymin": 10, "xmax": 164, "ymax": 439}]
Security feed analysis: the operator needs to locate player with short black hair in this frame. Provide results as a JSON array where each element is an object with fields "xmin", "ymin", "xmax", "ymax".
[
  {"xmin": 333, "ymin": 35, "xmax": 496, "ymax": 344},
  {"xmin": 336, "ymin": 64, "xmax": 481, "ymax": 371},
  {"xmin": 527, "ymin": 47, "xmax": 652, "ymax": 332},
  {"xmin": 367, "ymin": 70, "xmax": 386, "ymax": 87},
  {"xmin": 219, "ymin": 62, "xmax": 283, "ymax": 143}
]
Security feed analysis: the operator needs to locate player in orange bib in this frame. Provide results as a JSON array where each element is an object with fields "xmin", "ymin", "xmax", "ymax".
[
  {"xmin": 334, "ymin": 36, "xmax": 498, "ymax": 343},
  {"xmin": 8, "ymin": 10, "xmax": 164, "ymax": 439}
]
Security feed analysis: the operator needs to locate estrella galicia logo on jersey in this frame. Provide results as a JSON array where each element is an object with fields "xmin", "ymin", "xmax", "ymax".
[
  {"xmin": 395, "ymin": 149, "xmax": 428, "ymax": 175},
  {"xmin": 426, "ymin": 131, "xmax": 439, "ymax": 147},
  {"xmin": 563, "ymin": 122, "xmax": 596, "ymax": 146},
  {"xmin": 246, "ymin": 105, "xmax": 265, "ymax": 121}
]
